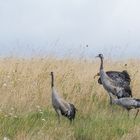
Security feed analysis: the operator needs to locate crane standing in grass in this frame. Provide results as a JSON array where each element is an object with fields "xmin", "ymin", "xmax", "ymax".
[
  {"xmin": 50, "ymin": 72, "xmax": 77, "ymax": 123},
  {"xmin": 108, "ymin": 92, "xmax": 140, "ymax": 119},
  {"xmin": 96, "ymin": 54, "xmax": 132, "ymax": 104}
]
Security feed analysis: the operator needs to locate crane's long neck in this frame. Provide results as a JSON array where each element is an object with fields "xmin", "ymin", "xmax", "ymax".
[
  {"xmin": 100, "ymin": 57, "xmax": 104, "ymax": 70},
  {"xmin": 50, "ymin": 72, "xmax": 60, "ymax": 101},
  {"xmin": 51, "ymin": 73, "xmax": 54, "ymax": 88}
]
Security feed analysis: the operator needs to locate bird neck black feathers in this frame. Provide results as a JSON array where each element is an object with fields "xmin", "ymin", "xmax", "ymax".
[{"xmin": 51, "ymin": 72, "xmax": 54, "ymax": 88}]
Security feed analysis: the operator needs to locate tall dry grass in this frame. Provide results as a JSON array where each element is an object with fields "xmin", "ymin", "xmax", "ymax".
[{"xmin": 0, "ymin": 57, "xmax": 140, "ymax": 140}]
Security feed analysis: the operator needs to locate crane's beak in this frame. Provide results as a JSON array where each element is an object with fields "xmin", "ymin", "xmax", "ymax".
[
  {"xmin": 95, "ymin": 55, "xmax": 99, "ymax": 58},
  {"xmin": 94, "ymin": 73, "xmax": 100, "ymax": 78}
]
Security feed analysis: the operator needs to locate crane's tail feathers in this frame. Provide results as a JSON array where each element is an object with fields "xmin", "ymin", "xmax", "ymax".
[
  {"xmin": 59, "ymin": 103, "xmax": 77, "ymax": 121},
  {"xmin": 122, "ymin": 70, "xmax": 131, "ymax": 83},
  {"xmin": 136, "ymin": 100, "xmax": 140, "ymax": 108},
  {"xmin": 124, "ymin": 87, "xmax": 132, "ymax": 97},
  {"xmin": 117, "ymin": 87, "xmax": 132, "ymax": 98},
  {"xmin": 68, "ymin": 103, "xmax": 77, "ymax": 120},
  {"xmin": 133, "ymin": 99, "xmax": 140, "ymax": 108},
  {"xmin": 134, "ymin": 98, "xmax": 140, "ymax": 102}
]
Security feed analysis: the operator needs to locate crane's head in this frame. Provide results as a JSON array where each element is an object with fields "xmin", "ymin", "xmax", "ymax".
[
  {"xmin": 50, "ymin": 72, "xmax": 54, "ymax": 77},
  {"xmin": 96, "ymin": 54, "xmax": 104, "ymax": 59}
]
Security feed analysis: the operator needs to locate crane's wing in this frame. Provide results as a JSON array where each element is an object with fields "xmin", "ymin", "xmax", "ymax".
[
  {"xmin": 98, "ymin": 70, "xmax": 131, "ymax": 87},
  {"xmin": 59, "ymin": 99, "xmax": 77, "ymax": 121},
  {"xmin": 68, "ymin": 103, "xmax": 77, "ymax": 120},
  {"xmin": 107, "ymin": 70, "xmax": 131, "ymax": 83},
  {"xmin": 58, "ymin": 99, "xmax": 70, "ymax": 113}
]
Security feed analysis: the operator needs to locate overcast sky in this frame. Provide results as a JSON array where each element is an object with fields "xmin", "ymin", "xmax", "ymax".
[{"xmin": 0, "ymin": 0, "xmax": 140, "ymax": 58}]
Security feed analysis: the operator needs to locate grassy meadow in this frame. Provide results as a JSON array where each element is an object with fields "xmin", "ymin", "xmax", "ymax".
[{"xmin": 0, "ymin": 57, "xmax": 140, "ymax": 140}]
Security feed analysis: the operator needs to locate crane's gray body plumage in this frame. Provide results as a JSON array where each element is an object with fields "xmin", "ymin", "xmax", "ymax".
[
  {"xmin": 109, "ymin": 92, "xmax": 140, "ymax": 119},
  {"xmin": 100, "ymin": 69, "xmax": 131, "ymax": 98},
  {"xmin": 97, "ymin": 70, "xmax": 131, "ymax": 87},
  {"xmin": 112, "ymin": 97, "xmax": 140, "ymax": 110},
  {"xmin": 96, "ymin": 54, "xmax": 132, "ymax": 101},
  {"xmin": 51, "ymin": 72, "xmax": 77, "ymax": 122}
]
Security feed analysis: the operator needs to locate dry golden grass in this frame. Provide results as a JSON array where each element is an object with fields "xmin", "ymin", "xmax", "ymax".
[{"xmin": 0, "ymin": 57, "xmax": 140, "ymax": 140}]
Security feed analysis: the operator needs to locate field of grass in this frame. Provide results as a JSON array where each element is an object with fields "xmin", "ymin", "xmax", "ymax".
[{"xmin": 0, "ymin": 57, "xmax": 140, "ymax": 140}]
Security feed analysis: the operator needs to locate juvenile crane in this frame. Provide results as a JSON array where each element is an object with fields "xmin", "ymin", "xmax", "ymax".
[
  {"xmin": 50, "ymin": 72, "xmax": 77, "ymax": 123},
  {"xmin": 96, "ymin": 54, "xmax": 132, "ymax": 104},
  {"xmin": 108, "ymin": 92, "xmax": 140, "ymax": 119}
]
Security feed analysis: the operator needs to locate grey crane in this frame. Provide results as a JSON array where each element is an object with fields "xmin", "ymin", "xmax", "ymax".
[
  {"xmin": 50, "ymin": 72, "xmax": 77, "ymax": 123},
  {"xmin": 96, "ymin": 54, "xmax": 132, "ymax": 104},
  {"xmin": 108, "ymin": 92, "xmax": 140, "ymax": 119}
]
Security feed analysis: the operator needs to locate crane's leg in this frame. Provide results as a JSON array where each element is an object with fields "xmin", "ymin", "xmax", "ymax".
[
  {"xmin": 127, "ymin": 110, "xmax": 130, "ymax": 118},
  {"xmin": 55, "ymin": 109, "xmax": 61, "ymax": 124},
  {"xmin": 121, "ymin": 108, "xmax": 125, "ymax": 115},
  {"xmin": 69, "ymin": 119, "xmax": 73, "ymax": 125},
  {"xmin": 134, "ymin": 109, "xmax": 139, "ymax": 120},
  {"xmin": 70, "ymin": 118, "xmax": 75, "ymax": 125},
  {"xmin": 108, "ymin": 92, "xmax": 113, "ymax": 105},
  {"xmin": 107, "ymin": 92, "xmax": 114, "ymax": 113},
  {"xmin": 108, "ymin": 93, "xmax": 114, "ymax": 114},
  {"xmin": 109, "ymin": 96, "xmax": 112, "ymax": 105}
]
